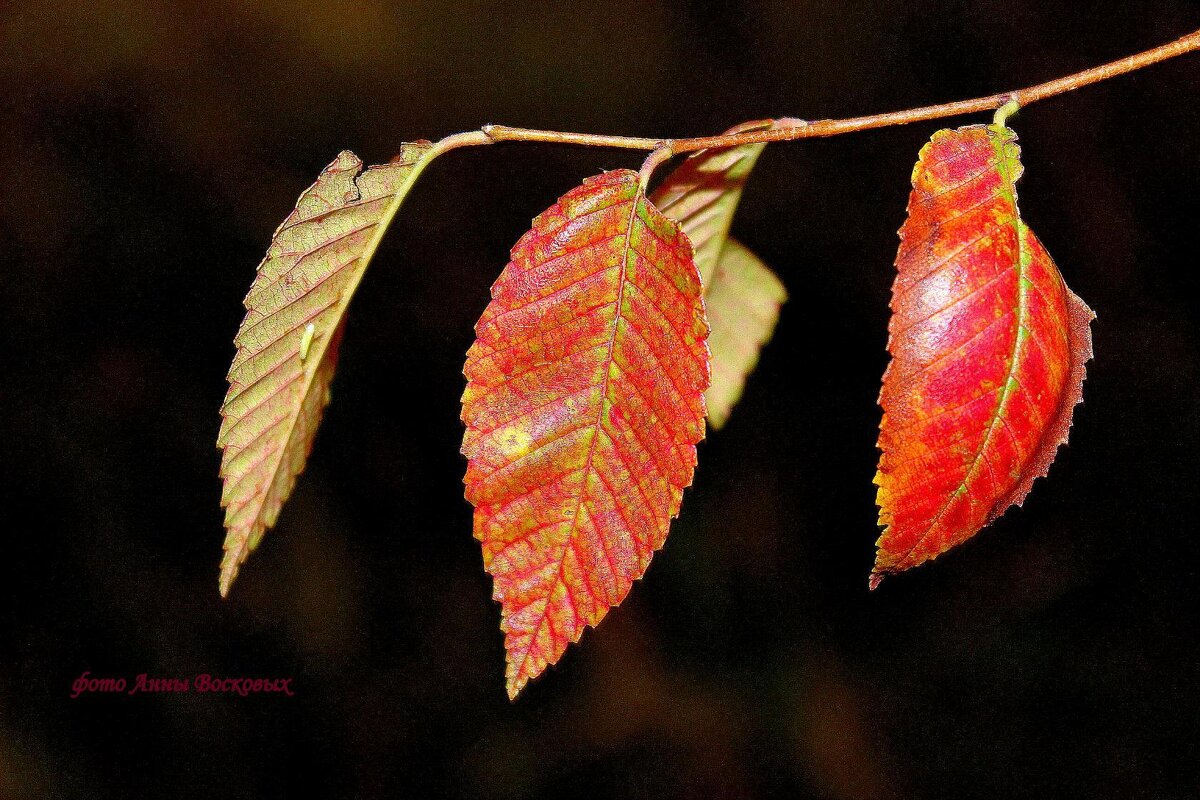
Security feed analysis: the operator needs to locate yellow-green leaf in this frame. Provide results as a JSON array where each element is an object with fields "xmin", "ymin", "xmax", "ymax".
[
  {"xmin": 217, "ymin": 144, "xmax": 432, "ymax": 597},
  {"xmin": 704, "ymin": 239, "xmax": 787, "ymax": 429}
]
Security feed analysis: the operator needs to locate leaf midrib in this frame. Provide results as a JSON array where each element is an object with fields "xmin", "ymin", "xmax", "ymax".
[
  {"xmin": 896, "ymin": 128, "xmax": 1030, "ymax": 564},
  {"xmin": 511, "ymin": 185, "xmax": 643, "ymax": 687}
]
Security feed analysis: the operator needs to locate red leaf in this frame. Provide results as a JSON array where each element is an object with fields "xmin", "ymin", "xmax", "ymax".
[
  {"xmin": 461, "ymin": 170, "xmax": 709, "ymax": 698},
  {"xmin": 872, "ymin": 123, "xmax": 1094, "ymax": 587}
]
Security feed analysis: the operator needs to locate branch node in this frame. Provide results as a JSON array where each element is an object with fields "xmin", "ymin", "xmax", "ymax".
[{"xmin": 774, "ymin": 117, "xmax": 809, "ymax": 130}]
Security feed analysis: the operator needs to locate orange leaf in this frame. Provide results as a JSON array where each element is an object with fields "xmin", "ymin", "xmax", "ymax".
[
  {"xmin": 873, "ymin": 122, "xmax": 1094, "ymax": 587},
  {"xmin": 461, "ymin": 170, "xmax": 709, "ymax": 698},
  {"xmin": 218, "ymin": 144, "xmax": 432, "ymax": 597}
]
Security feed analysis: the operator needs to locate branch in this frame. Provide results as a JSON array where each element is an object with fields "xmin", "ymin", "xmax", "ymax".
[{"xmin": 472, "ymin": 26, "xmax": 1200, "ymax": 154}]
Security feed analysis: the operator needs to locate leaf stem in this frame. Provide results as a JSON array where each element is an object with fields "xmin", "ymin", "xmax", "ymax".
[
  {"xmin": 992, "ymin": 97, "xmax": 1021, "ymax": 129},
  {"xmin": 466, "ymin": 26, "xmax": 1200, "ymax": 154},
  {"xmin": 637, "ymin": 144, "xmax": 675, "ymax": 189}
]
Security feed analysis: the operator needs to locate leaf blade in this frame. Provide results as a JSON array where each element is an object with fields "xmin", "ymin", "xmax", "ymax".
[
  {"xmin": 461, "ymin": 170, "xmax": 709, "ymax": 698},
  {"xmin": 872, "ymin": 123, "xmax": 1094, "ymax": 585},
  {"xmin": 217, "ymin": 144, "xmax": 432, "ymax": 597}
]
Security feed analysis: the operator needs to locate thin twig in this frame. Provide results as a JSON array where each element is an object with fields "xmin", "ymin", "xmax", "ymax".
[{"xmin": 469, "ymin": 26, "xmax": 1200, "ymax": 155}]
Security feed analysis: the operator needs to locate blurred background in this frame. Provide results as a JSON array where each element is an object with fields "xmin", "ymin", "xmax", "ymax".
[{"xmin": 2, "ymin": 1, "xmax": 1199, "ymax": 797}]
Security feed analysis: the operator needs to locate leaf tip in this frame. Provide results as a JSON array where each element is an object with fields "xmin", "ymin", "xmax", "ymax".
[
  {"xmin": 504, "ymin": 651, "xmax": 535, "ymax": 700},
  {"xmin": 218, "ymin": 563, "xmax": 236, "ymax": 598},
  {"xmin": 218, "ymin": 537, "xmax": 248, "ymax": 598},
  {"xmin": 868, "ymin": 571, "xmax": 885, "ymax": 591}
]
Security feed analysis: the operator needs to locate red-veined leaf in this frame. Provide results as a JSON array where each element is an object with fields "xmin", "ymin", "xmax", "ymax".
[
  {"xmin": 461, "ymin": 169, "xmax": 709, "ymax": 698},
  {"xmin": 872, "ymin": 122, "xmax": 1094, "ymax": 587},
  {"xmin": 703, "ymin": 239, "xmax": 787, "ymax": 429},
  {"xmin": 217, "ymin": 144, "xmax": 432, "ymax": 597}
]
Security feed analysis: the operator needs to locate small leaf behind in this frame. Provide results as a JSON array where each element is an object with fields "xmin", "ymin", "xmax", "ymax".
[
  {"xmin": 217, "ymin": 144, "xmax": 431, "ymax": 597},
  {"xmin": 650, "ymin": 119, "xmax": 771, "ymax": 284},
  {"xmin": 704, "ymin": 239, "xmax": 787, "ymax": 429},
  {"xmin": 652, "ymin": 119, "xmax": 788, "ymax": 428}
]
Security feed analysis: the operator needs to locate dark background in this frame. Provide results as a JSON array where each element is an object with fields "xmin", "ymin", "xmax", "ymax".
[{"xmin": 2, "ymin": 1, "xmax": 1199, "ymax": 797}]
